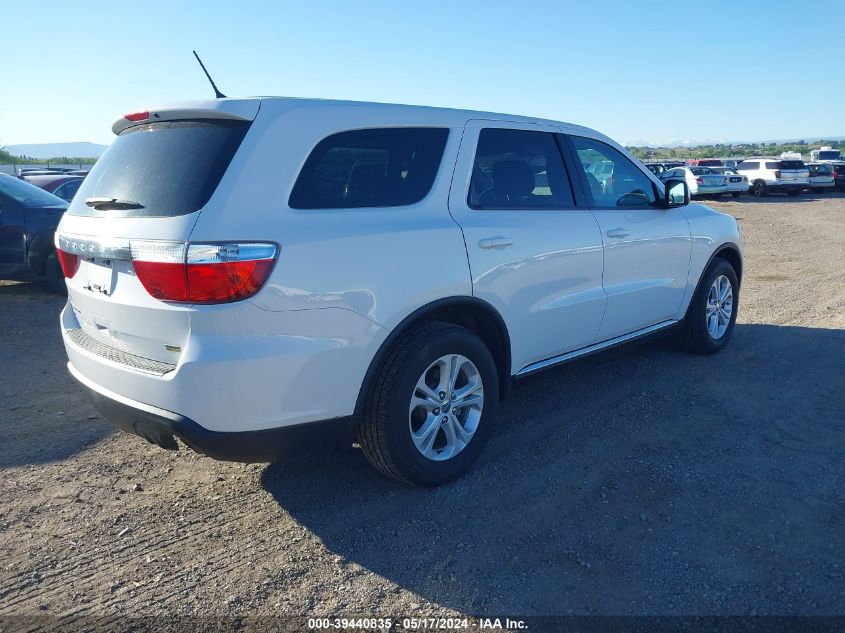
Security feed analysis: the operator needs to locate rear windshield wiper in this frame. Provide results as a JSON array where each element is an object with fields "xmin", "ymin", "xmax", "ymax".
[{"xmin": 85, "ymin": 197, "xmax": 144, "ymax": 210}]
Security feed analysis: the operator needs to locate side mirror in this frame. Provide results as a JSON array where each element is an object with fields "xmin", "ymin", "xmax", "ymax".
[{"xmin": 661, "ymin": 178, "xmax": 689, "ymax": 208}]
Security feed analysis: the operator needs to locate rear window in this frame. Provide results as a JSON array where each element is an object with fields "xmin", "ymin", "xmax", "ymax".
[
  {"xmin": 289, "ymin": 128, "xmax": 449, "ymax": 209},
  {"xmin": 816, "ymin": 150, "xmax": 841, "ymax": 161},
  {"xmin": 777, "ymin": 160, "xmax": 806, "ymax": 170},
  {"xmin": 809, "ymin": 164, "xmax": 832, "ymax": 174},
  {"xmin": 69, "ymin": 119, "xmax": 250, "ymax": 218},
  {"xmin": 697, "ymin": 159, "xmax": 722, "ymax": 166},
  {"xmin": 690, "ymin": 167, "xmax": 714, "ymax": 175}
]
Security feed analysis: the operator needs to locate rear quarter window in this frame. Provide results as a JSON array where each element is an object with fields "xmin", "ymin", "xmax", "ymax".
[
  {"xmin": 70, "ymin": 119, "xmax": 250, "ymax": 218},
  {"xmin": 289, "ymin": 128, "xmax": 449, "ymax": 209}
]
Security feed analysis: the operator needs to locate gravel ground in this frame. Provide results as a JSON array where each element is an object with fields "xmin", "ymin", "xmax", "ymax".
[{"xmin": 1, "ymin": 193, "xmax": 843, "ymax": 625}]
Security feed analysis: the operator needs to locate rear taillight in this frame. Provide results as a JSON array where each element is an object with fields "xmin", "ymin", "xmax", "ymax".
[
  {"xmin": 56, "ymin": 249, "xmax": 79, "ymax": 278},
  {"xmin": 773, "ymin": 170, "xmax": 781, "ymax": 179},
  {"xmin": 130, "ymin": 241, "xmax": 277, "ymax": 304},
  {"xmin": 696, "ymin": 177, "xmax": 704, "ymax": 184},
  {"xmin": 124, "ymin": 110, "xmax": 150, "ymax": 122}
]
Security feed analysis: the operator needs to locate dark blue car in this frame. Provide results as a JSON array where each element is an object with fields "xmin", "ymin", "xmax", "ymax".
[{"xmin": 0, "ymin": 173, "xmax": 68, "ymax": 292}]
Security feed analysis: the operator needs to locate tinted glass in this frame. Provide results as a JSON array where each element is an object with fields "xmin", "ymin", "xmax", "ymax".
[
  {"xmin": 468, "ymin": 129, "xmax": 574, "ymax": 209},
  {"xmin": 690, "ymin": 167, "xmax": 714, "ymax": 175},
  {"xmin": 736, "ymin": 161, "xmax": 757, "ymax": 170},
  {"xmin": 55, "ymin": 179, "xmax": 82, "ymax": 202},
  {"xmin": 289, "ymin": 128, "xmax": 448, "ymax": 209},
  {"xmin": 765, "ymin": 162, "xmax": 779, "ymax": 169},
  {"xmin": 778, "ymin": 160, "xmax": 806, "ymax": 170},
  {"xmin": 809, "ymin": 164, "xmax": 832, "ymax": 174},
  {"xmin": 0, "ymin": 174, "xmax": 66, "ymax": 208},
  {"xmin": 70, "ymin": 119, "xmax": 250, "ymax": 218},
  {"xmin": 816, "ymin": 150, "xmax": 841, "ymax": 160},
  {"xmin": 570, "ymin": 136, "xmax": 656, "ymax": 207}
]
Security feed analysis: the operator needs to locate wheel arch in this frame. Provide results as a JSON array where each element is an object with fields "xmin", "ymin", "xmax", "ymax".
[
  {"xmin": 685, "ymin": 241, "xmax": 743, "ymax": 320},
  {"xmin": 26, "ymin": 228, "xmax": 57, "ymax": 277},
  {"xmin": 354, "ymin": 296, "xmax": 512, "ymax": 416}
]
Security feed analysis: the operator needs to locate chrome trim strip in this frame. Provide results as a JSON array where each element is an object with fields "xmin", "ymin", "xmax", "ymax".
[
  {"xmin": 516, "ymin": 320, "xmax": 678, "ymax": 377},
  {"xmin": 56, "ymin": 233, "xmax": 132, "ymax": 261}
]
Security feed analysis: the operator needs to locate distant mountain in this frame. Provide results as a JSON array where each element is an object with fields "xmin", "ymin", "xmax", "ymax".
[{"xmin": 6, "ymin": 142, "xmax": 108, "ymax": 159}]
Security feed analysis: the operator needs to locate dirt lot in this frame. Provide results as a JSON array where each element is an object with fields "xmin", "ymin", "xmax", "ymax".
[{"xmin": 1, "ymin": 193, "xmax": 844, "ymax": 625}]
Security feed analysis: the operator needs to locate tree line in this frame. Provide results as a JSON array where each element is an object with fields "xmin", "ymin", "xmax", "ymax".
[
  {"xmin": 0, "ymin": 147, "xmax": 98, "ymax": 166},
  {"xmin": 629, "ymin": 139, "xmax": 841, "ymax": 161}
]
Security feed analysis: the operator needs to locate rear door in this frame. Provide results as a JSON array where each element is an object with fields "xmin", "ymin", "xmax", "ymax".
[
  {"xmin": 448, "ymin": 121, "xmax": 606, "ymax": 372},
  {"xmin": 564, "ymin": 134, "xmax": 691, "ymax": 341},
  {"xmin": 57, "ymin": 106, "xmax": 257, "ymax": 364},
  {"xmin": 0, "ymin": 194, "xmax": 26, "ymax": 266}
]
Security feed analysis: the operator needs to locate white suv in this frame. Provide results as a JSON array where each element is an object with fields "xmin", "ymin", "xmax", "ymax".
[
  {"xmin": 55, "ymin": 98, "xmax": 742, "ymax": 485},
  {"xmin": 736, "ymin": 157, "xmax": 809, "ymax": 197}
]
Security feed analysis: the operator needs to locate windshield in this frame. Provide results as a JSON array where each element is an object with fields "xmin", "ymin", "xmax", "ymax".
[
  {"xmin": 0, "ymin": 174, "xmax": 67, "ymax": 207},
  {"xmin": 69, "ymin": 119, "xmax": 250, "ymax": 218}
]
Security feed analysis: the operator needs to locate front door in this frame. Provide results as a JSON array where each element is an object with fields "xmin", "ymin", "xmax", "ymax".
[
  {"xmin": 448, "ymin": 121, "xmax": 606, "ymax": 372},
  {"xmin": 564, "ymin": 134, "xmax": 692, "ymax": 341}
]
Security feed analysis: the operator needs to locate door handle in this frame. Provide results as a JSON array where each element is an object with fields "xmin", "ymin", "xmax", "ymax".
[
  {"xmin": 478, "ymin": 236, "xmax": 514, "ymax": 250},
  {"xmin": 606, "ymin": 228, "xmax": 631, "ymax": 239}
]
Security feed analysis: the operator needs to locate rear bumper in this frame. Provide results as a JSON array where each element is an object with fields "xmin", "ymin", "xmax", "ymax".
[{"xmin": 69, "ymin": 362, "xmax": 356, "ymax": 461}]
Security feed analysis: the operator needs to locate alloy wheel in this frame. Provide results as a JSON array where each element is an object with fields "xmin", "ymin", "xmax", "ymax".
[
  {"xmin": 706, "ymin": 274, "xmax": 733, "ymax": 339},
  {"xmin": 408, "ymin": 354, "xmax": 484, "ymax": 461}
]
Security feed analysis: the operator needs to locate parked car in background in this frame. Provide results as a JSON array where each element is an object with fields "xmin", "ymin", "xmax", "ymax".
[
  {"xmin": 688, "ymin": 159, "xmax": 723, "ymax": 167},
  {"xmin": 708, "ymin": 167, "xmax": 748, "ymax": 197},
  {"xmin": 810, "ymin": 147, "xmax": 842, "ymax": 162},
  {"xmin": 53, "ymin": 97, "xmax": 742, "ymax": 486},
  {"xmin": 806, "ymin": 163, "xmax": 835, "ymax": 192},
  {"xmin": 735, "ymin": 158, "xmax": 809, "ymax": 197},
  {"xmin": 644, "ymin": 162, "xmax": 666, "ymax": 176},
  {"xmin": 828, "ymin": 162, "xmax": 845, "ymax": 190},
  {"xmin": 0, "ymin": 173, "xmax": 68, "ymax": 292},
  {"xmin": 24, "ymin": 174, "xmax": 85, "ymax": 202},
  {"xmin": 661, "ymin": 166, "xmax": 729, "ymax": 197}
]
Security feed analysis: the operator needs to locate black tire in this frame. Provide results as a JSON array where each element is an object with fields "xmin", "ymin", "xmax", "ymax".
[
  {"xmin": 680, "ymin": 257, "xmax": 739, "ymax": 355},
  {"xmin": 358, "ymin": 321, "xmax": 499, "ymax": 486},
  {"xmin": 45, "ymin": 251, "xmax": 67, "ymax": 294},
  {"xmin": 752, "ymin": 180, "xmax": 767, "ymax": 197}
]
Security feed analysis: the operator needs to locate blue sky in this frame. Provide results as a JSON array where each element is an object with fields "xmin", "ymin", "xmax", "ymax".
[{"xmin": 2, "ymin": 0, "xmax": 842, "ymax": 147}]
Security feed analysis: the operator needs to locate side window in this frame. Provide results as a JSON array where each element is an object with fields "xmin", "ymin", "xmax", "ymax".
[
  {"xmin": 468, "ymin": 128, "xmax": 574, "ymax": 209},
  {"xmin": 569, "ymin": 136, "xmax": 656, "ymax": 207},
  {"xmin": 765, "ymin": 161, "xmax": 779, "ymax": 169},
  {"xmin": 289, "ymin": 127, "xmax": 449, "ymax": 209},
  {"xmin": 56, "ymin": 180, "xmax": 82, "ymax": 202},
  {"xmin": 737, "ymin": 161, "xmax": 757, "ymax": 170}
]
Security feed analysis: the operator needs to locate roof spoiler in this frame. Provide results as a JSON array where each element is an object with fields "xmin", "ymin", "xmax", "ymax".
[{"xmin": 111, "ymin": 99, "xmax": 260, "ymax": 135}]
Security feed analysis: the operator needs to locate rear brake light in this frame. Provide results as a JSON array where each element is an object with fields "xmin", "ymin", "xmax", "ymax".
[
  {"xmin": 696, "ymin": 177, "xmax": 704, "ymax": 184},
  {"xmin": 130, "ymin": 241, "xmax": 277, "ymax": 304},
  {"xmin": 773, "ymin": 170, "xmax": 781, "ymax": 178},
  {"xmin": 124, "ymin": 110, "xmax": 150, "ymax": 122},
  {"xmin": 56, "ymin": 249, "xmax": 79, "ymax": 278}
]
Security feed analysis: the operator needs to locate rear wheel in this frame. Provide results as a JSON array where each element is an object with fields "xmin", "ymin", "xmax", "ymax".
[
  {"xmin": 358, "ymin": 322, "xmax": 498, "ymax": 486},
  {"xmin": 752, "ymin": 180, "xmax": 767, "ymax": 197},
  {"xmin": 680, "ymin": 257, "xmax": 739, "ymax": 355},
  {"xmin": 45, "ymin": 251, "xmax": 67, "ymax": 294}
]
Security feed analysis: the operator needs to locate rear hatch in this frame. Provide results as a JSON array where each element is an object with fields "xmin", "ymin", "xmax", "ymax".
[
  {"xmin": 774, "ymin": 160, "xmax": 809, "ymax": 183},
  {"xmin": 57, "ymin": 100, "xmax": 259, "ymax": 365}
]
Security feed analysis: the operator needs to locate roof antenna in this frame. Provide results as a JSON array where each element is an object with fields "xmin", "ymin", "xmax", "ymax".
[{"xmin": 193, "ymin": 50, "xmax": 226, "ymax": 99}]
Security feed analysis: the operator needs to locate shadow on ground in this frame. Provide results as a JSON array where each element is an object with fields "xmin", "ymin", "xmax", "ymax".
[
  {"xmin": 0, "ymin": 281, "xmax": 111, "ymax": 468},
  {"xmin": 262, "ymin": 324, "xmax": 845, "ymax": 614}
]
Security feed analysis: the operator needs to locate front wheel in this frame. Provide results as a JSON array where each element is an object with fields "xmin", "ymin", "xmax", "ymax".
[
  {"xmin": 358, "ymin": 322, "xmax": 498, "ymax": 486},
  {"xmin": 752, "ymin": 180, "xmax": 767, "ymax": 197},
  {"xmin": 680, "ymin": 258, "xmax": 739, "ymax": 354}
]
